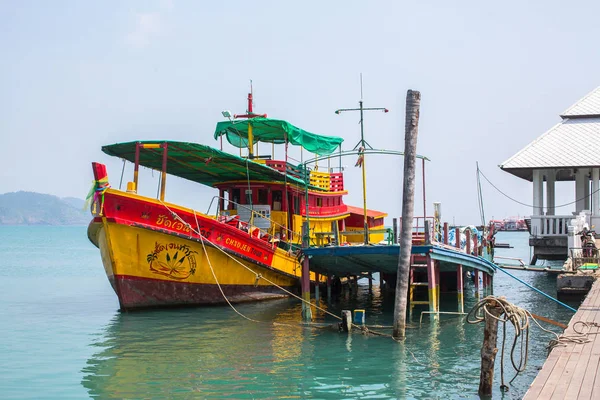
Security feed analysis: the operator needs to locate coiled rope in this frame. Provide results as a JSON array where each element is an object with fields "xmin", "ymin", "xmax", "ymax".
[{"xmin": 467, "ymin": 296, "xmax": 564, "ymax": 391}]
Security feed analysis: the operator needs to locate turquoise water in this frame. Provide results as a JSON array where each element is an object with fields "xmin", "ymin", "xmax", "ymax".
[{"xmin": 0, "ymin": 227, "xmax": 578, "ymax": 399}]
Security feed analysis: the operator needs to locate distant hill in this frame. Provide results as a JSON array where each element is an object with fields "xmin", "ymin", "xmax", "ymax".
[{"xmin": 0, "ymin": 191, "xmax": 90, "ymax": 225}]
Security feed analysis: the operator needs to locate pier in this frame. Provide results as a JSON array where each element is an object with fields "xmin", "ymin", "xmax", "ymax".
[{"xmin": 524, "ymin": 279, "xmax": 600, "ymax": 399}]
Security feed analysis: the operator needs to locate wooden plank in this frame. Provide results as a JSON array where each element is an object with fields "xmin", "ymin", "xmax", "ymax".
[
  {"xmin": 577, "ymin": 303, "xmax": 600, "ymax": 400},
  {"xmin": 584, "ymin": 286, "xmax": 600, "ymax": 399},
  {"xmin": 525, "ymin": 279, "xmax": 600, "ymax": 399},
  {"xmin": 537, "ymin": 350, "xmax": 576, "ymax": 398}
]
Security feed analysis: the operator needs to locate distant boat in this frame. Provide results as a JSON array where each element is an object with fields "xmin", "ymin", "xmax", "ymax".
[
  {"xmin": 86, "ymin": 92, "xmax": 388, "ymax": 310},
  {"xmin": 489, "ymin": 217, "xmax": 528, "ymax": 232}
]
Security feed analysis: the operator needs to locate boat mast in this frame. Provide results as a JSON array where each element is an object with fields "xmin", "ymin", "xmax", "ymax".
[
  {"xmin": 335, "ymin": 75, "xmax": 388, "ymax": 244},
  {"xmin": 233, "ymin": 82, "xmax": 267, "ymax": 159}
]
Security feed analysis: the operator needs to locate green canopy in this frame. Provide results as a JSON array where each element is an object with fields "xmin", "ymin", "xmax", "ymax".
[
  {"xmin": 214, "ymin": 117, "xmax": 344, "ymax": 155},
  {"xmin": 102, "ymin": 141, "xmax": 323, "ymax": 189}
]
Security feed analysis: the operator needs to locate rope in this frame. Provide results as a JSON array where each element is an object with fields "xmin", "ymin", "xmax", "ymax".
[
  {"xmin": 467, "ymin": 296, "xmax": 563, "ymax": 391},
  {"xmin": 494, "ymin": 265, "xmax": 577, "ymax": 312}
]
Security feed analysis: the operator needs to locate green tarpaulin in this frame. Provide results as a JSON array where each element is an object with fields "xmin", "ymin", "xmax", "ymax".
[
  {"xmin": 214, "ymin": 118, "xmax": 344, "ymax": 156},
  {"xmin": 102, "ymin": 141, "xmax": 323, "ymax": 189}
]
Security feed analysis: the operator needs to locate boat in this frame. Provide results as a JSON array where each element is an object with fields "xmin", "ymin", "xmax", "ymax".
[{"xmin": 87, "ymin": 92, "xmax": 388, "ymax": 310}]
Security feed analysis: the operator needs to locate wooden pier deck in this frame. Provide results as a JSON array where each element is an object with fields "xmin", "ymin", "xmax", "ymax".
[{"xmin": 524, "ymin": 278, "xmax": 600, "ymax": 399}]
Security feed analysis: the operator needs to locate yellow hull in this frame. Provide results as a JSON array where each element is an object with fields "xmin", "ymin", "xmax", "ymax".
[{"xmin": 89, "ymin": 219, "xmax": 301, "ymax": 309}]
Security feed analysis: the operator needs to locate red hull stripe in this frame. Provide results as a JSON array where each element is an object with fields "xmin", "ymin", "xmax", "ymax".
[{"xmin": 111, "ymin": 275, "xmax": 296, "ymax": 310}]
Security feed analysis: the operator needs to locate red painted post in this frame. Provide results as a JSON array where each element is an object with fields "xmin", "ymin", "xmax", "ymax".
[
  {"xmin": 455, "ymin": 227, "xmax": 464, "ymax": 313},
  {"xmin": 427, "ymin": 253, "xmax": 438, "ymax": 318},
  {"xmin": 455, "ymin": 227, "xmax": 460, "ymax": 249},
  {"xmin": 473, "ymin": 233, "xmax": 479, "ymax": 256},
  {"xmin": 466, "ymin": 230, "xmax": 471, "ymax": 255},
  {"xmin": 443, "ymin": 222, "xmax": 449, "ymax": 245},
  {"xmin": 435, "ymin": 260, "xmax": 441, "ymax": 304}
]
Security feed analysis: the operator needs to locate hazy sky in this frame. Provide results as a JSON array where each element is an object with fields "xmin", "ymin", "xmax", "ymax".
[{"xmin": 1, "ymin": 0, "xmax": 599, "ymax": 225}]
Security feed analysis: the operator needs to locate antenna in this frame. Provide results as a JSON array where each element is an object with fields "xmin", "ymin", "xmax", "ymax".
[{"xmin": 360, "ymin": 73, "xmax": 363, "ymax": 100}]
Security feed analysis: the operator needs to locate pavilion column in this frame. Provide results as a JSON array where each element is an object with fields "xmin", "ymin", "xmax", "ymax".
[
  {"xmin": 576, "ymin": 169, "xmax": 587, "ymax": 212},
  {"xmin": 593, "ymin": 168, "xmax": 600, "ymax": 216},
  {"xmin": 532, "ymin": 170, "xmax": 543, "ymax": 235},
  {"xmin": 546, "ymin": 170, "xmax": 556, "ymax": 216},
  {"xmin": 584, "ymin": 169, "xmax": 591, "ymax": 211}
]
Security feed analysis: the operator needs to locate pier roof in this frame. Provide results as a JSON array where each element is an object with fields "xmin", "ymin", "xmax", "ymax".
[{"xmin": 500, "ymin": 87, "xmax": 600, "ymax": 181}]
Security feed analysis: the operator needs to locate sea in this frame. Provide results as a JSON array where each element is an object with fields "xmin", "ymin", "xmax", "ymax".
[{"xmin": 0, "ymin": 227, "xmax": 579, "ymax": 399}]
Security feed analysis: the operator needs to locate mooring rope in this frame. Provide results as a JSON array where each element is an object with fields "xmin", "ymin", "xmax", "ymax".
[
  {"xmin": 158, "ymin": 200, "xmax": 385, "ymax": 334},
  {"xmin": 467, "ymin": 296, "xmax": 566, "ymax": 391}
]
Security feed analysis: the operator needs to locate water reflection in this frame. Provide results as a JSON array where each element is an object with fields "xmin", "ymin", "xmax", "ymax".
[{"xmin": 81, "ymin": 235, "xmax": 578, "ymax": 400}]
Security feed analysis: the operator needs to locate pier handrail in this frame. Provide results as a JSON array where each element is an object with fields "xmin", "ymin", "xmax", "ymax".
[{"xmin": 493, "ymin": 255, "xmax": 526, "ymax": 266}]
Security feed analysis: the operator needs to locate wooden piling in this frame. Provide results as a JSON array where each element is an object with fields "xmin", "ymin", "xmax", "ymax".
[
  {"xmin": 392, "ymin": 89, "xmax": 421, "ymax": 341},
  {"xmin": 341, "ymin": 310, "xmax": 352, "ymax": 332},
  {"xmin": 315, "ymin": 272, "xmax": 320, "ymax": 304},
  {"xmin": 478, "ymin": 302, "xmax": 503, "ymax": 397},
  {"xmin": 456, "ymin": 228, "xmax": 464, "ymax": 313},
  {"xmin": 393, "ymin": 218, "xmax": 398, "ymax": 244},
  {"xmin": 301, "ymin": 222, "xmax": 312, "ymax": 320}
]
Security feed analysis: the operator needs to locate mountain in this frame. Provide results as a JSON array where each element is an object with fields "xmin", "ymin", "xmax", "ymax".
[{"xmin": 0, "ymin": 191, "xmax": 90, "ymax": 225}]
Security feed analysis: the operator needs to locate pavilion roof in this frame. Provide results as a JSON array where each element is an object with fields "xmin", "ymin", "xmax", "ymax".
[{"xmin": 500, "ymin": 87, "xmax": 600, "ymax": 181}]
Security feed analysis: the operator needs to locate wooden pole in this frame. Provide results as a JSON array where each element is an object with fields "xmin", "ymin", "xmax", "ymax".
[
  {"xmin": 479, "ymin": 303, "xmax": 503, "ymax": 397},
  {"xmin": 392, "ymin": 90, "xmax": 421, "ymax": 341},
  {"xmin": 393, "ymin": 218, "xmax": 398, "ymax": 244}
]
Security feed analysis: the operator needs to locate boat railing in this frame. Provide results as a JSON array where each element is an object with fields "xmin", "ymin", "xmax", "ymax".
[
  {"xmin": 264, "ymin": 160, "xmax": 345, "ymax": 192},
  {"xmin": 399, "ymin": 216, "xmax": 437, "ymax": 244},
  {"xmin": 569, "ymin": 247, "xmax": 600, "ymax": 271},
  {"xmin": 206, "ymin": 195, "xmax": 298, "ymax": 250}
]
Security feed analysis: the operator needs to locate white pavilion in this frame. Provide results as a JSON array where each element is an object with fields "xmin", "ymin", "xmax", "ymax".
[{"xmin": 500, "ymin": 86, "xmax": 600, "ymax": 263}]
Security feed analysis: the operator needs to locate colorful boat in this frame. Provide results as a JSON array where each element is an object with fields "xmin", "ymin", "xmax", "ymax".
[{"xmin": 87, "ymin": 93, "xmax": 388, "ymax": 310}]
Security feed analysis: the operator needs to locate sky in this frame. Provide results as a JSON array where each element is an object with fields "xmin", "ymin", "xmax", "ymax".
[{"xmin": 1, "ymin": 0, "xmax": 599, "ymax": 225}]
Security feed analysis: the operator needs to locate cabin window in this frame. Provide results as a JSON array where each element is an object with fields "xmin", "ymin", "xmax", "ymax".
[
  {"xmin": 272, "ymin": 190, "xmax": 282, "ymax": 211},
  {"xmin": 232, "ymin": 189, "xmax": 241, "ymax": 209},
  {"xmin": 316, "ymin": 198, "xmax": 323, "ymax": 207},
  {"xmin": 258, "ymin": 189, "xmax": 268, "ymax": 205}
]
